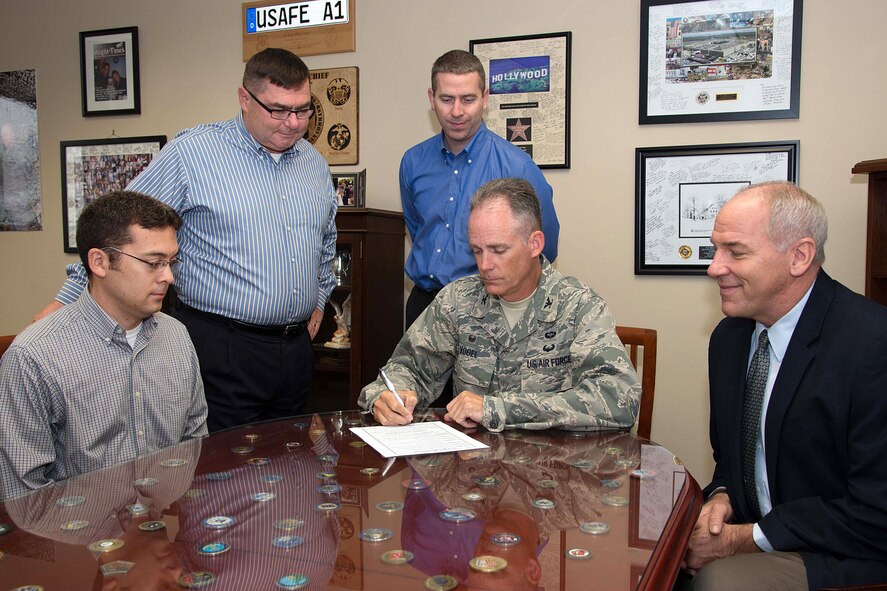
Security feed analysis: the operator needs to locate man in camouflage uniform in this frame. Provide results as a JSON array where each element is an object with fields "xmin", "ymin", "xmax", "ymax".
[{"xmin": 359, "ymin": 177, "xmax": 640, "ymax": 431}]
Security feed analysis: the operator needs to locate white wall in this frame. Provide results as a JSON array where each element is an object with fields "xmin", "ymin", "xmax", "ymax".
[{"xmin": 2, "ymin": 0, "xmax": 886, "ymax": 482}]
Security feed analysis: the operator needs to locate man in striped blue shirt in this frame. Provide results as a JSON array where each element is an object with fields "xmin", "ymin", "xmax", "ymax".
[
  {"xmin": 1, "ymin": 192, "xmax": 207, "ymax": 500},
  {"xmin": 37, "ymin": 49, "xmax": 338, "ymax": 432}
]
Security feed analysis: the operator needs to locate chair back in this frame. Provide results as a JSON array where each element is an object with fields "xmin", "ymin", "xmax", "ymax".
[
  {"xmin": 615, "ymin": 326, "xmax": 657, "ymax": 440},
  {"xmin": 0, "ymin": 334, "xmax": 15, "ymax": 361}
]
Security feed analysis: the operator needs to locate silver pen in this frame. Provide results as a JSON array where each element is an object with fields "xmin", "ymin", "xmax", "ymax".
[{"xmin": 379, "ymin": 368, "xmax": 406, "ymax": 407}]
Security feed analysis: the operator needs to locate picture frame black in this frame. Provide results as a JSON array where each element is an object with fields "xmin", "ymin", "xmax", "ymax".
[
  {"xmin": 470, "ymin": 31, "xmax": 571, "ymax": 169},
  {"xmin": 79, "ymin": 26, "xmax": 141, "ymax": 117},
  {"xmin": 331, "ymin": 169, "xmax": 365, "ymax": 208},
  {"xmin": 635, "ymin": 140, "xmax": 799, "ymax": 275},
  {"xmin": 60, "ymin": 135, "xmax": 166, "ymax": 252},
  {"xmin": 639, "ymin": 0, "xmax": 802, "ymax": 124}
]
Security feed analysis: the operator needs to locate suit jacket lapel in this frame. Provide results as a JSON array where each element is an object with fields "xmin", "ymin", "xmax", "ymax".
[{"xmin": 764, "ymin": 270, "xmax": 835, "ymax": 498}]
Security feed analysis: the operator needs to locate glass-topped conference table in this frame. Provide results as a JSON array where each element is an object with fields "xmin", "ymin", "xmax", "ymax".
[{"xmin": 0, "ymin": 410, "xmax": 701, "ymax": 591}]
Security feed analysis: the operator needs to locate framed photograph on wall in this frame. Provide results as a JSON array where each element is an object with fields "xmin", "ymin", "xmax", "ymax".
[
  {"xmin": 331, "ymin": 169, "xmax": 365, "ymax": 208},
  {"xmin": 60, "ymin": 135, "xmax": 166, "ymax": 252},
  {"xmin": 639, "ymin": 0, "xmax": 802, "ymax": 124},
  {"xmin": 470, "ymin": 31, "xmax": 571, "ymax": 169},
  {"xmin": 635, "ymin": 140, "xmax": 799, "ymax": 275},
  {"xmin": 80, "ymin": 26, "xmax": 141, "ymax": 116}
]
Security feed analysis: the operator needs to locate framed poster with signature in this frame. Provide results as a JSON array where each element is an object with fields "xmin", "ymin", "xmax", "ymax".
[
  {"xmin": 60, "ymin": 135, "xmax": 165, "ymax": 252},
  {"xmin": 640, "ymin": 0, "xmax": 802, "ymax": 124},
  {"xmin": 635, "ymin": 140, "xmax": 798, "ymax": 275},
  {"xmin": 306, "ymin": 66, "xmax": 358, "ymax": 166},
  {"xmin": 470, "ymin": 32, "xmax": 571, "ymax": 169}
]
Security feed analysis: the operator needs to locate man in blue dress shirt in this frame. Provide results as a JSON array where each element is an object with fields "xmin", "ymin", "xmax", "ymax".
[
  {"xmin": 400, "ymin": 50, "xmax": 559, "ymax": 406},
  {"xmin": 400, "ymin": 50, "xmax": 560, "ymax": 331},
  {"xmin": 36, "ymin": 49, "xmax": 338, "ymax": 432}
]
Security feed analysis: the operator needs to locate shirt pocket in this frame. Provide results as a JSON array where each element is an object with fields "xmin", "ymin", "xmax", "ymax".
[
  {"xmin": 453, "ymin": 333, "xmax": 495, "ymax": 394},
  {"xmin": 522, "ymin": 328, "xmax": 575, "ymax": 393}
]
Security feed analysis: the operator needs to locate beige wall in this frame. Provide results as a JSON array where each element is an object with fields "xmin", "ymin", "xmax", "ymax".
[{"xmin": 1, "ymin": 0, "xmax": 885, "ymax": 481}]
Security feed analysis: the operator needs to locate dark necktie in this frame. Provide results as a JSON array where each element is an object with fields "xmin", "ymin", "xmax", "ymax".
[{"xmin": 741, "ymin": 329, "xmax": 769, "ymax": 521}]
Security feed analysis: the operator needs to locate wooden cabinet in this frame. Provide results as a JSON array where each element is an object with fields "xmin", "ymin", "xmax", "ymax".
[
  {"xmin": 852, "ymin": 158, "xmax": 887, "ymax": 307},
  {"xmin": 310, "ymin": 208, "xmax": 405, "ymax": 412}
]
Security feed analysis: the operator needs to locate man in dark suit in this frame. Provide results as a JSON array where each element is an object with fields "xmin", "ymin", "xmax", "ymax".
[{"xmin": 683, "ymin": 181, "xmax": 887, "ymax": 590}]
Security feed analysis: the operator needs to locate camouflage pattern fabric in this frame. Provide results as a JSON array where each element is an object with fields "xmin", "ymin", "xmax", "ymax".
[{"xmin": 359, "ymin": 257, "xmax": 641, "ymax": 431}]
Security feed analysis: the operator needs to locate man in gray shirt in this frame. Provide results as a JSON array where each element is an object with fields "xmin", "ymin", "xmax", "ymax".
[{"xmin": 0, "ymin": 191, "xmax": 207, "ymax": 500}]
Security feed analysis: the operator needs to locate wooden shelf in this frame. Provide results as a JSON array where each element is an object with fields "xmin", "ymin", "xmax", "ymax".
[
  {"xmin": 307, "ymin": 208, "xmax": 405, "ymax": 411},
  {"xmin": 853, "ymin": 158, "xmax": 887, "ymax": 308}
]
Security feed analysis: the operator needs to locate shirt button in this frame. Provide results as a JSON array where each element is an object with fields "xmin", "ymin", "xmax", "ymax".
[
  {"xmin": 138, "ymin": 430, "xmax": 144, "ymax": 436},
  {"xmin": 445, "ymin": 224, "xmax": 450, "ymax": 229},
  {"xmin": 291, "ymin": 257, "xmax": 296, "ymax": 263},
  {"xmin": 135, "ymin": 392, "xmax": 141, "ymax": 398},
  {"xmin": 429, "ymin": 274, "xmax": 435, "ymax": 279},
  {"xmin": 449, "ymin": 197, "xmax": 454, "ymax": 201},
  {"xmin": 468, "ymin": 159, "xmax": 472, "ymax": 164},
  {"xmin": 453, "ymin": 170, "xmax": 458, "ymax": 175},
  {"xmin": 436, "ymin": 248, "xmax": 441, "ymax": 253}
]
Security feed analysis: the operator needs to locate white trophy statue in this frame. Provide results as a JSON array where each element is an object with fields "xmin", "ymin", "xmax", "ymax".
[{"xmin": 324, "ymin": 294, "xmax": 352, "ymax": 349}]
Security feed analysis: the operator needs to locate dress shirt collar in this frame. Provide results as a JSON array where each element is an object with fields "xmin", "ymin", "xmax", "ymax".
[
  {"xmin": 437, "ymin": 121, "xmax": 489, "ymax": 160},
  {"xmin": 234, "ymin": 111, "xmax": 301, "ymax": 158},
  {"xmin": 753, "ymin": 280, "xmax": 815, "ymax": 363},
  {"xmin": 79, "ymin": 286, "xmax": 158, "ymax": 345}
]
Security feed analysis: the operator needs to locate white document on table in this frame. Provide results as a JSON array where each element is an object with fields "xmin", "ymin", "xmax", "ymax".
[{"xmin": 350, "ymin": 421, "xmax": 488, "ymax": 458}]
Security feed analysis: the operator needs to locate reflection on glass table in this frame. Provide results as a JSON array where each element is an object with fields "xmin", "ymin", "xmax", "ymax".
[{"xmin": 0, "ymin": 410, "xmax": 701, "ymax": 591}]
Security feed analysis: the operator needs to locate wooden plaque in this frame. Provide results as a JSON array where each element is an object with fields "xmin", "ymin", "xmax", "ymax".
[{"xmin": 306, "ymin": 66, "xmax": 358, "ymax": 165}]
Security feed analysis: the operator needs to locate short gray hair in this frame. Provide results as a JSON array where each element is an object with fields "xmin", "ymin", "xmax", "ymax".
[
  {"xmin": 470, "ymin": 178, "xmax": 542, "ymax": 238},
  {"xmin": 735, "ymin": 181, "xmax": 828, "ymax": 265}
]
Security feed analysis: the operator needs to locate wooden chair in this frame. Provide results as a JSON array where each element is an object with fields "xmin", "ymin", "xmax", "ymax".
[
  {"xmin": 0, "ymin": 334, "xmax": 15, "ymax": 360},
  {"xmin": 615, "ymin": 326, "xmax": 657, "ymax": 440}
]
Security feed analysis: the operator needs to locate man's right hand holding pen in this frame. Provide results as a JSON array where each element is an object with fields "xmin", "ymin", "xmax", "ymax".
[{"xmin": 373, "ymin": 368, "xmax": 418, "ymax": 425}]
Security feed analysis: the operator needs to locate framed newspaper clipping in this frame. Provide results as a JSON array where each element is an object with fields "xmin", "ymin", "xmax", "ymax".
[
  {"xmin": 470, "ymin": 32, "xmax": 571, "ymax": 169},
  {"xmin": 60, "ymin": 135, "xmax": 166, "ymax": 252},
  {"xmin": 306, "ymin": 66, "xmax": 358, "ymax": 166},
  {"xmin": 635, "ymin": 140, "xmax": 798, "ymax": 275},
  {"xmin": 639, "ymin": 0, "xmax": 802, "ymax": 124},
  {"xmin": 79, "ymin": 27, "xmax": 141, "ymax": 117}
]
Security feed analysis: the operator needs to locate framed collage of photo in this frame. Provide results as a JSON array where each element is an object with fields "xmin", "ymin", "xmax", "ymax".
[
  {"xmin": 639, "ymin": 0, "xmax": 802, "ymax": 124},
  {"xmin": 470, "ymin": 31, "xmax": 571, "ymax": 169},
  {"xmin": 60, "ymin": 135, "xmax": 166, "ymax": 252},
  {"xmin": 635, "ymin": 140, "xmax": 799, "ymax": 275},
  {"xmin": 79, "ymin": 26, "xmax": 141, "ymax": 117}
]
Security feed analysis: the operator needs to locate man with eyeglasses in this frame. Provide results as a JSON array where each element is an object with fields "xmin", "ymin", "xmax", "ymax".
[
  {"xmin": 0, "ymin": 191, "xmax": 207, "ymax": 500},
  {"xmin": 37, "ymin": 48, "xmax": 338, "ymax": 432}
]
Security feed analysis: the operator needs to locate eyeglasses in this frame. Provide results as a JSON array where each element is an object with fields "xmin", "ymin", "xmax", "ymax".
[
  {"xmin": 103, "ymin": 247, "xmax": 182, "ymax": 272},
  {"xmin": 244, "ymin": 87, "xmax": 314, "ymax": 120}
]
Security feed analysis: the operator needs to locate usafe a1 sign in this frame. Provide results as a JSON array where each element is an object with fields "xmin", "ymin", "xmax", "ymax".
[
  {"xmin": 242, "ymin": 0, "xmax": 355, "ymax": 59},
  {"xmin": 245, "ymin": 0, "xmax": 349, "ymax": 33}
]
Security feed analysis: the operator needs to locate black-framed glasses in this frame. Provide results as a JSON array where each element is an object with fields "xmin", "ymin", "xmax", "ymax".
[
  {"xmin": 244, "ymin": 87, "xmax": 314, "ymax": 121},
  {"xmin": 103, "ymin": 247, "xmax": 182, "ymax": 272}
]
